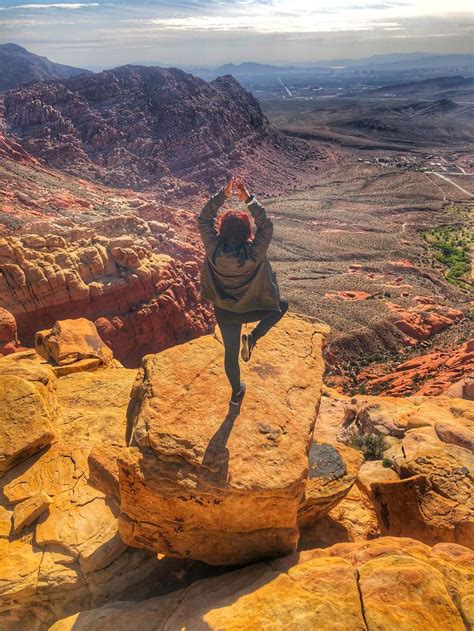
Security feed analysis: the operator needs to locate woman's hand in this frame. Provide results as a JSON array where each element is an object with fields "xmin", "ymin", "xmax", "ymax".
[
  {"xmin": 234, "ymin": 176, "xmax": 251, "ymax": 202},
  {"xmin": 224, "ymin": 177, "xmax": 234, "ymax": 198}
]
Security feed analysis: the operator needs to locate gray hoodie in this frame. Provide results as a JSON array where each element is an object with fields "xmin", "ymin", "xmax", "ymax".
[{"xmin": 197, "ymin": 188, "xmax": 281, "ymax": 313}]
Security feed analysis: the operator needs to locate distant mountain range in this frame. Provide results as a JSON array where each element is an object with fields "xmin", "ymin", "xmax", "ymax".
[
  {"xmin": 366, "ymin": 75, "xmax": 474, "ymax": 100},
  {"xmin": 0, "ymin": 43, "xmax": 91, "ymax": 91},
  {"xmin": 2, "ymin": 44, "xmax": 472, "ymax": 88}
]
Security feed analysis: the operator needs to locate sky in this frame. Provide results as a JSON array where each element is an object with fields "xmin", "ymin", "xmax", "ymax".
[{"xmin": 0, "ymin": 0, "xmax": 473, "ymax": 68}]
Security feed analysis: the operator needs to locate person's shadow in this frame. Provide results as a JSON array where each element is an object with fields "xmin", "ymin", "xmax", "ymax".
[{"xmin": 201, "ymin": 403, "xmax": 240, "ymax": 484}]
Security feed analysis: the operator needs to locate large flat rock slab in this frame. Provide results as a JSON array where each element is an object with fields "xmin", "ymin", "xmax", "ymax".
[{"xmin": 118, "ymin": 314, "xmax": 327, "ymax": 565}]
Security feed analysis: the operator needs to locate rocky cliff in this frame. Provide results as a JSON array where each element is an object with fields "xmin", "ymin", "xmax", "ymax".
[
  {"xmin": 0, "ymin": 218, "xmax": 211, "ymax": 366},
  {"xmin": 1, "ymin": 65, "xmax": 318, "ymax": 198},
  {"xmin": 0, "ymin": 316, "xmax": 472, "ymax": 630},
  {"xmin": 118, "ymin": 314, "xmax": 327, "ymax": 565}
]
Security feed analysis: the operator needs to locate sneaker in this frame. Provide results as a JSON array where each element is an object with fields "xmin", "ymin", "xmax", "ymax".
[
  {"xmin": 241, "ymin": 333, "xmax": 255, "ymax": 363},
  {"xmin": 230, "ymin": 382, "xmax": 246, "ymax": 407}
]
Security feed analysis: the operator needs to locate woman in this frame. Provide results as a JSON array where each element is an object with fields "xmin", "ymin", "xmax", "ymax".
[{"xmin": 198, "ymin": 176, "xmax": 288, "ymax": 408}]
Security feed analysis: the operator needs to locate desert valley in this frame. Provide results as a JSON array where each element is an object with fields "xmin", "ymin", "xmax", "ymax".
[{"xmin": 0, "ymin": 41, "xmax": 473, "ymax": 630}]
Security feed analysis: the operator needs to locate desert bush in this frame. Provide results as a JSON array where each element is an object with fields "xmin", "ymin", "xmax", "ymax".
[{"xmin": 351, "ymin": 433, "xmax": 387, "ymax": 460}]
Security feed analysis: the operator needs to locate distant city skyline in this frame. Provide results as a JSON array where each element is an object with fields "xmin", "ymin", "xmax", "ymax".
[{"xmin": 0, "ymin": 0, "xmax": 472, "ymax": 68}]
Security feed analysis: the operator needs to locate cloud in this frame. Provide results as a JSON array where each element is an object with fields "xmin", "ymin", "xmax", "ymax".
[
  {"xmin": 2, "ymin": 0, "xmax": 473, "ymax": 67},
  {"xmin": 1, "ymin": 2, "xmax": 100, "ymax": 9}
]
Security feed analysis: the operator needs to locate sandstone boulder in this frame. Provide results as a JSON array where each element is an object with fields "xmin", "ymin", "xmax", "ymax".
[
  {"xmin": 298, "ymin": 443, "xmax": 364, "ymax": 528},
  {"xmin": 36, "ymin": 318, "xmax": 114, "ymax": 366},
  {"xmin": 0, "ymin": 350, "xmax": 58, "ymax": 416},
  {"xmin": 371, "ymin": 475, "xmax": 473, "ymax": 548},
  {"xmin": 0, "ymin": 340, "xmax": 230, "ymax": 631},
  {"xmin": 0, "ymin": 307, "xmax": 19, "ymax": 355},
  {"xmin": 0, "ymin": 375, "xmax": 55, "ymax": 475},
  {"xmin": 118, "ymin": 314, "xmax": 327, "ymax": 565},
  {"xmin": 300, "ymin": 483, "xmax": 380, "ymax": 548},
  {"xmin": 358, "ymin": 554, "xmax": 465, "ymax": 630},
  {"xmin": 357, "ymin": 460, "xmax": 400, "ymax": 496},
  {"xmin": 50, "ymin": 537, "xmax": 473, "ymax": 631},
  {"xmin": 55, "ymin": 367, "xmax": 136, "ymax": 446}
]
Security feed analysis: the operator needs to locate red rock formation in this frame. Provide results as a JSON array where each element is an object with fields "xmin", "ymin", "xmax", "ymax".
[
  {"xmin": 0, "ymin": 308, "xmax": 21, "ymax": 356},
  {"xmin": 363, "ymin": 340, "xmax": 474, "ymax": 397},
  {"xmin": 1, "ymin": 65, "xmax": 318, "ymax": 199},
  {"xmin": 386, "ymin": 301, "xmax": 463, "ymax": 342},
  {"xmin": 0, "ymin": 215, "xmax": 213, "ymax": 367},
  {"xmin": 325, "ymin": 291, "xmax": 373, "ymax": 301}
]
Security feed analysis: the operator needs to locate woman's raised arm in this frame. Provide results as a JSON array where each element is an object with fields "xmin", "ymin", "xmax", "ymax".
[{"xmin": 197, "ymin": 178, "xmax": 233, "ymax": 258}]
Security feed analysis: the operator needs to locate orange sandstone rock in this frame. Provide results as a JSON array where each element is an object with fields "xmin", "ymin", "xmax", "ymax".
[
  {"xmin": 386, "ymin": 300, "xmax": 463, "ymax": 342},
  {"xmin": 118, "ymin": 314, "xmax": 328, "ymax": 565},
  {"xmin": 50, "ymin": 537, "xmax": 472, "ymax": 631},
  {"xmin": 36, "ymin": 318, "xmax": 114, "ymax": 367},
  {"xmin": 364, "ymin": 340, "xmax": 474, "ymax": 397}
]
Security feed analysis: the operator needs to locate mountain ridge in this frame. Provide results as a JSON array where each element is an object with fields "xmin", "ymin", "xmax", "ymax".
[
  {"xmin": 0, "ymin": 43, "xmax": 91, "ymax": 91},
  {"xmin": 1, "ymin": 63, "xmax": 320, "ymax": 198}
]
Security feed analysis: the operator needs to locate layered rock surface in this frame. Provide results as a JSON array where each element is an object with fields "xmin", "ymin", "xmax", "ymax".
[
  {"xmin": 0, "ymin": 221, "xmax": 212, "ymax": 365},
  {"xmin": 118, "ymin": 314, "xmax": 327, "ymax": 565},
  {"xmin": 0, "ymin": 327, "xmax": 212, "ymax": 631},
  {"xmin": 50, "ymin": 537, "xmax": 474, "ymax": 631},
  {"xmin": 364, "ymin": 339, "xmax": 474, "ymax": 397},
  {"xmin": 314, "ymin": 390, "xmax": 474, "ymax": 549}
]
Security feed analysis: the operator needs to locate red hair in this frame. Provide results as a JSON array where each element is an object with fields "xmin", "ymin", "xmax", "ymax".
[{"xmin": 217, "ymin": 210, "xmax": 251, "ymax": 245}]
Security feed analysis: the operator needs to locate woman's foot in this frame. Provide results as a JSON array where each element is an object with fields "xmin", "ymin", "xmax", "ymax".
[
  {"xmin": 230, "ymin": 382, "xmax": 246, "ymax": 407},
  {"xmin": 241, "ymin": 334, "xmax": 255, "ymax": 363}
]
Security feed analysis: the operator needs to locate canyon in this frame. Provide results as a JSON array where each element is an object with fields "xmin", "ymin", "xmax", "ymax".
[{"xmin": 0, "ymin": 49, "xmax": 472, "ymax": 630}]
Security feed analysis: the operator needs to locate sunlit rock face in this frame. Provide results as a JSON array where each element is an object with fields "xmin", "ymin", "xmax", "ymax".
[
  {"xmin": 117, "ymin": 315, "xmax": 328, "ymax": 566},
  {"xmin": 51, "ymin": 537, "xmax": 473, "ymax": 631}
]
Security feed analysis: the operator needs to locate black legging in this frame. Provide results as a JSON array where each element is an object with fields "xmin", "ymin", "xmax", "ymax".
[{"xmin": 215, "ymin": 300, "xmax": 289, "ymax": 395}]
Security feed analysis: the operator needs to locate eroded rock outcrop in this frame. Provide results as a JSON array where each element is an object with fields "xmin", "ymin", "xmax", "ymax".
[
  {"xmin": 0, "ymin": 337, "xmax": 208, "ymax": 631},
  {"xmin": 0, "ymin": 374, "xmax": 55, "ymax": 476},
  {"xmin": 0, "ymin": 308, "xmax": 20, "ymax": 356},
  {"xmin": 386, "ymin": 300, "xmax": 463, "ymax": 342},
  {"xmin": 50, "ymin": 537, "xmax": 474, "ymax": 631},
  {"xmin": 364, "ymin": 339, "xmax": 474, "ymax": 397},
  {"xmin": 0, "ymin": 224, "xmax": 212, "ymax": 366},
  {"xmin": 117, "ymin": 314, "xmax": 328, "ymax": 565},
  {"xmin": 36, "ymin": 318, "xmax": 114, "ymax": 367},
  {"xmin": 298, "ymin": 443, "xmax": 364, "ymax": 528},
  {"xmin": 336, "ymin": 393, "xmax": 474, "ymax": 548}
]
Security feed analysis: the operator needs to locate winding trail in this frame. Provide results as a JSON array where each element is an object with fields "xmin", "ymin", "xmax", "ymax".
[{"xmin": 427, "ymin": 171, "xmax": 473, "ymax": 198}]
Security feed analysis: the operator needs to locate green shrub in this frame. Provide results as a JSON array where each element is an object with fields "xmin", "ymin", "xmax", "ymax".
[
  {"xmin": 382, "ymin": 457, "xmax": 393, "ymax": 468},
  {"xmin": 351, "ymin": 433, "xmax": 387, "ymax": 460}
]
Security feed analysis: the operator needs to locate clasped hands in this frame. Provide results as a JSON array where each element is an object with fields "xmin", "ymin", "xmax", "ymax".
[{"xmin": 224, "ymin": 176, "xmax": 251, "ymax": 202}]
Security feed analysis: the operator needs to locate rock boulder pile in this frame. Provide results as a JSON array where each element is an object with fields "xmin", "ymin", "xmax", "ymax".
[{"xmin": 0, "ymin": 322, "xmax": 211, "ymax": 631}]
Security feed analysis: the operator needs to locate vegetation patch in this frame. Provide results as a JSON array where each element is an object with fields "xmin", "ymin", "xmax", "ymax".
[
  {"xmin": 421, "ymin": 224, "xmax": 472, "ymax": 289},
  {"xmin": 351, "ymin": 433, "xmax": 387, "ymax": 460}
]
